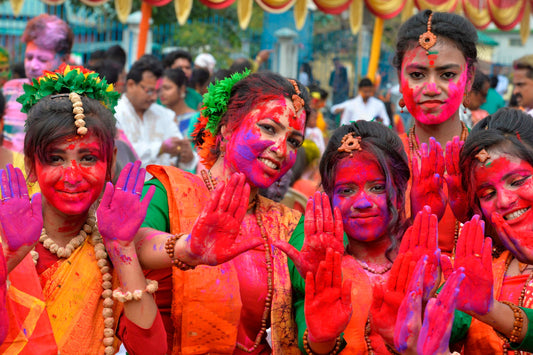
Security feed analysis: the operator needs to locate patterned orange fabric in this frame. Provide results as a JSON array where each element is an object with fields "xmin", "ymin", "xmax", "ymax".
[{"xmin": 147, "ymin": 165, "xmax": 301, "ymax": 355}]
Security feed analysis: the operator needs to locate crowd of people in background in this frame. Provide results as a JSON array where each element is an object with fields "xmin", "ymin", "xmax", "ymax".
[{"xmin": 2, "ymin": 9, "xmax": 533, "ymax": 355}]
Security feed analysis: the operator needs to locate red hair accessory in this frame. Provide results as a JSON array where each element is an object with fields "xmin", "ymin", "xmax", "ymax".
[
  {"xmin": 419, "ymin": 12, "xmax": 437, "ymax": 53},
  {"xmin": 338, "ymin": 133, "xmax": 362, "ymax": 157},
  {"xmin": 288, "ymin": 79, "xmax": 305, "ymax": 113},
  {"xmin": 475, "ymin": 149, "xmax": 490, "ymax": 164}
]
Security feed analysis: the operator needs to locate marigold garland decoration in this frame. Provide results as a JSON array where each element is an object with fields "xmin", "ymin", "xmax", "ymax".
[
  {"xmin": 201, "ymin": 68, "xmax": 251, "ymax": 135},
  {"xmin": 17, "ymin": 63, "xmax": 120, "ymax": 114}
]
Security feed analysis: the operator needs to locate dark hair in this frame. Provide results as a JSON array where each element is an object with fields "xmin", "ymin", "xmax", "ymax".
[
  {"xmin": 11, "ymin": 62, "xmax": 25, "ymax": 79},
  {"xmin": 308, "ymin": 84, "xmax": 329, "ymax": 100},
  {"xmin": 126, "ymin": 54, "xmax": 163, "ymax": 83},
  {"xmin": 163, "ymin": 68, "xmax": 187, "ymax": 88},
  {"xmin": 24, "ymin": 95, "xmax": 117, "ymax": 181},
  {"xmin": 393, "ymin": 10, "xmax": 478, "ymax": 75},
  {"xmin": 358, "ymin": 78, "xmax": 373, "ymax": 89},
  {"xmin": 89, "ymin": 49, "xmax": 106, "ymax": 64},
  {"xmin": 513, "ymin": 55, "xmax": 533, "ymax": 80},
  {"xmin": 88, "ymin": 59, "xmax": 123, "ymax": 85},
  {"xmin": 460, "ymin": 108, "xmax": 533, "ymax": 219},
  {"xmin": 105, "ymin": 45, "xmax": 127, "ymax": 69},
  {"xmin": 490, "ymin": 75, "xmax": 499, "ymax": 89},
  {"xmin": 22, "ymin": 14, "xmax": 74, "ymax": 59},
  {"xmin": 472, "ymin": 71, "xmax": 490, "ymax": 93},
  {"xmin": 194, "ymin": 72, "xmax": 311, "ymax": 162},
  {"xmin": 320, "ymin": 120, "xmax": 410, "ymax": 260},
  {"xmin": 189, "ymin": 67, "xmax": 211, "ymax": 89},
  {"xmin": 0, "ymin": 91, "xmax": 5, "ymax": 118},
  {"xmin": 229, "ymin": 58, "xmax": 254, "ymax": 76},
  {"xmin": 162, "ymin": 50, "xmax": 192, "ymax": 69}
]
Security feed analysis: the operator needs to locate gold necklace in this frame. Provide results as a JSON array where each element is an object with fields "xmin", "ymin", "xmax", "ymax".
[{"xmin": 357, "ymin": 259, "xmax": 392, "ymax": 275}]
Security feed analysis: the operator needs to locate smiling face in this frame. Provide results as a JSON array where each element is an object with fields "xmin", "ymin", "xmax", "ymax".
[
  {"xmin": 36, "ymin": 133, "xmax": 107, "ymax": 216},
  {"xmin": 473, "ymin": 151, "xmax": 533, "ymax": 235},
  {"xmin": 332, "ymin": 153, "xmax": 392, "ymax": 242},
  {"xmin": 224, "ymin": 97, "xmax": 305, "ymax": 189},
  {"xmin": 400, "ymin": 38, "xmax": 470, "ymax": 125}
]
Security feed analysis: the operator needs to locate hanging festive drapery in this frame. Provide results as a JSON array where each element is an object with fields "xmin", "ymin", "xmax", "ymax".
[
  {"xmin": 238, "ymin": 0, "xmax": 254, "ymax": 29},
  {"xmin": 293, "ymin": 0, "xmax": 307, "ymax": 29},
  {"xmin": 487, "ymin": 0, "xmax": 526, "ymax": 31},
  {"xmin": 462, "ymin": 0, "xmax": 491, "ymax": 29},
  {"xmin": 364, "ymin": 0, "xmax": 405, "ymax": 19},
  {"xmin": 349, "ymin": 0, "xmax": 363, "ymax": 34},
  {"xmin": 312, "ymin": 0, "xmax": 351, "ymax": 14},
  {"xmin": 415, "ymin": 0, "xmax": 458, "ymax": 12},
  {"xmin": 175, "ymin": 0, "xmax": 193, "ymax": 25}
]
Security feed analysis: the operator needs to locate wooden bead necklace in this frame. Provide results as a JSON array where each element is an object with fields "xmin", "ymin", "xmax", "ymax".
[{"xmin": 31, "ymin": 209, "xmax": 117, "ymax": 355}]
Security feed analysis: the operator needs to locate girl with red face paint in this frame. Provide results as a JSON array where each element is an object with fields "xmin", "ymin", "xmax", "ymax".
[
  {"xmin": 133, "ymin": 71, "xmax": 311, "ymax": 354},
  {"xmin": 435, "ymin": 108, "xmax": 533, "ymax": 353},
  {"xmin": 393, "ymin": 10, "xmax": 479, "ymax": 255},
  {"xmin": 280, "ymin": 121, "xmax": 449, "ymax": 353},
  {"xmin": 0, "ymin": 66, "xmax": 167, "ymax": 354}
]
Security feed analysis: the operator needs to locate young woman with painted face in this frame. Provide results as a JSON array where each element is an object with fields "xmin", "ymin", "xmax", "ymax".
[
  {"xmin": 280, "ymin": 121, "xmax": 446, "ymax": 353},
  {"xmin": 394, "ymin": 10, "xmax": 478, "ymax": 254},
  {"xmin": 0, "ymin": 65, "xmax": 166, "ymax": 354},
  {"xmin": 134, "ymin": 71, "xmax": 311, "ymax": 354},
  {"xmin": 437, "ymin": 108, "xmax": 533, "ymax": 353}
]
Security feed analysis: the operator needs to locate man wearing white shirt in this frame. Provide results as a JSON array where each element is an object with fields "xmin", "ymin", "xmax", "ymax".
[
  {"xmin": 115, "ymin": 55, "xmax": 197, "ymax": 172},
  {"xmin": 331, "ymin": 77, "xmax": 390, "ymax": 127},
  {"xmin": 513, "ymin": 54, "xmax": 533, "ymax": 117}
]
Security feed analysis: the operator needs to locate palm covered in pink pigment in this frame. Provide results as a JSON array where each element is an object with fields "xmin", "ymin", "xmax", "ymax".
[
  {"xmin": 0, "ymin": 246, "xmax": 7, "ymax": 344},
  {"xmin": 305, "ymin": 249, "xmax": 352, "ymax": 343},
  {"xmin": 445, "ymin": 136, "xmax": 469, "ymax": 223},
  {"xmin": 188, "ymin": 172, "xmax": 263, "ymax": 266},
  {"xmin": 97, "ymin": 161, "xmax": 155, "ymax": 247},
  {"xmin": 492, "ymin": 212, "xmax": 533, "ymax": 264},
  {"xmin": 454, "ymin": 214, "xmax": 493, "ymax": 314},
  {"xmin": 273, "ymin": 192, "xmax": 344, "ymax": 278},
  {"xmin": 0, "ymin": 164, "xmax": 42, "ymax": 251},
  {"xmin": 411, "ymin": 138, "xmax": 447, "ymax": 221}
]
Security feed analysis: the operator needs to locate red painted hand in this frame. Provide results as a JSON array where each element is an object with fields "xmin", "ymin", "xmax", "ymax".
[
  {"xmin": 0, "ymin": 246, "xmax": 7, "ymax": 344},
  {"xmin": 0, "ymin": 164, "xmax": 42, "ymax": 251},
  {"xmin": 492, "ymin": 212, "xmax": 533, "ymax": 264},
  {"xmin": 411, "ymin": 138, "xmax": 446, "ymax": 221},
  {"xmin": 188, "ymin": 173, "xmax": 263, "ymax": 265},
  {"xmin": 454, "ymin": 215, "xmax": 493, "ymax": 314},
  {"xmin": 417, "ymin": 267, "xmax": 465, "ymax": 355},
  {"xmin": 445, "ymin": 136, "xmax": 469, "ymax": 223},
  {"xmin": 97, "ymin": 161, "xmax": 155, "ymax": 248},
  {"xmin": 305, "ymin": 249, "xmax": 352, "ymax": 343},
  {"xmin": 272, "ymin": 192, "xmax": 344, "ymax": 278},
  {"xmin": 394, "ymin": 256, "xmax": 427, "ymax": 354},
  {"xmin": 372, "ymin": 251, "xmax": 417, "ymax": 345},
  {"xmin": 399, "ymin": 206, "xmax": 440, "ymax": 300}
]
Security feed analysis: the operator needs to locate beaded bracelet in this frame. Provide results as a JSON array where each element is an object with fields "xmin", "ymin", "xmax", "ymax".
[
  {"xmin": 302, "ymin": 329, "xmax": 342, "ymax": 355},
  {"xmin": 165, "ymin": 233, "xmax": 196, "ymax": 271},
  {"xmin": 112, "ymin": 279, "xmax": 158, "ymax": 303},
  {"xmin": 501, "ymin": 301, "xmax": 524, "ymax": 343}
]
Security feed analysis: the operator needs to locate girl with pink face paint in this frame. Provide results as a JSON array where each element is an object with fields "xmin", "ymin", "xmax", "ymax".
[
  {"xmin": 0, "ymin": 66, "xmax": 167, "ymax": 354},
  {"xmin": 393, "ymin": 10, "xmax": 479, "ymax": 255},
  {"xmin": 133, "ymin": 71, "xmax": 311, "ymax": 354},
  {"xmin": 444, "ymin": 108, "xmax": 533, "ymax": 353}
]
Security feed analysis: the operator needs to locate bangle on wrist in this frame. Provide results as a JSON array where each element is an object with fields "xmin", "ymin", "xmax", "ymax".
[
  {"xmin": 112, "ymin": 279, "xmax": 158, "ymax": 303},
  {"xmin": 165, "ymin": 233, "xmax": 196, "ymax": 271},
  {"xmin": 303, "ymin": 328, "xmax": 342, "ymax": 355}
]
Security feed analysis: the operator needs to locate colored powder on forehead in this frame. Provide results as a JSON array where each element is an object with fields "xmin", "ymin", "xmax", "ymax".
[{"xmin": 33, "ymin": 22, "xmax": 67, "ymax": 52}]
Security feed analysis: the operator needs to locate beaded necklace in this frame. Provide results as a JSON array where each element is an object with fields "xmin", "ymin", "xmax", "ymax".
[
  {"xmin": 31, "ymin": 210, "xmax": 117, "ymax": 355},
  {"xmin": 356, "ymin": 259, "xmax": 392, "ymax": 275},
  {"xmin": 202, "ymin": 171, "xmax": 273, "ymax": 352}
]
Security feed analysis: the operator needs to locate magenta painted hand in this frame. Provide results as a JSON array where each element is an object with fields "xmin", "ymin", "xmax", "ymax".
[
  {"xmin": 0, "ymin": 164, "xmax": 42, "ymax": 251},
  {"xmin": 394, "ymin": 256, "xmax": 427, "ymax": 354},
  {"xmin": 97, "ymin": 161, "xmax": 155, "ymax": 248},
  {"xmin": 0, "ymin": 246, "xmax": 7, "ymax": 344},
  {"xmin": 188, "ymin": 173, "xmax": 263, "ymax": 266},
  {"xmin": 305, "ymin": 249, "xmax": 352, "ymax": 343},
  {"xmin": 417, "ymin": 268, "xmax": 465, "ymax": 355},
  {"xmin": 454, "ymin": 215, "xmax": 493, "ymax": 315},
  {"xmin": 411, "ymin": 138, "xmax": 447, "ymax": 221},
  {"xmin": 371, "ymin": 251, "xmax": 417, "ymax": 345},
  {"xmin": 399, "ymin": 206, "xmax": 440, "ymax": 300},
  {"xmin": 492, "ymin": 212, "xmax": 533, "ymax": 264},
  {"xmin": 272, "ymin": 192, "xmax": 344, "ymax": 278},
  {"xmin": 444, "ymin": 136, "xmax": 469, "ymax": 223}
]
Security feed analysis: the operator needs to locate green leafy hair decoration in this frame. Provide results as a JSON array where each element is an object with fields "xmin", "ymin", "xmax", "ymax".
[
  {"xmin": 201, "ymin": 68, "xmax": 251, "ymax": 135},
  {"xmin": 17, "ymin": 63, "xmax": 120, "ymax": 114}
]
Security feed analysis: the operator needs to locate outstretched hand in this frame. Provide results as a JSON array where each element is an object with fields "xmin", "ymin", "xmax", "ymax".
[
  {"xmin": 305, "ymin": 248, "xmax": 352, "ymax": 343},
  {"xmin": 273, "ymin": 192, "xmax": 344, "ymax": 278},
  {"xmin": 97, "ymin": 161, "xmax": 155, "ymax": 248},
  {"xmin": 411, "ymin": 138, "xmax": 446, "ymax": 221},
  {"xmin": 188, "ymin": 172, "xmax": 263, "ymax": 265},
  {"xmin": 417, "ymin": 268, "xmax": 465, "ymax": 355},
  {"xmin": 492, "ymin": 212, "xmax": 533, "ymax": 264},
  {"xmin": 444, "ymin": 136, "xmax": 469, "ymax": 223},
  {"xmin": 454, "ymin": 215, "xmax": 493, "ymax": 315},
  {"xmin": 0, "ymin": 164, "xmax": 42, "ymax": 251},
  {"xmin": 0, "ymin": 246, "xmax": 7, "ymax": 344}
]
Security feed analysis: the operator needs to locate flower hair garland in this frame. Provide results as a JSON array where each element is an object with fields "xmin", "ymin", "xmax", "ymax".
[
  {"xmin": 17, "ymin": 63, "xmax": 120, "ymax": 114},
  {"xmin": 201, "ymin": 68, "xmax": 251, "ymax": 135}
]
